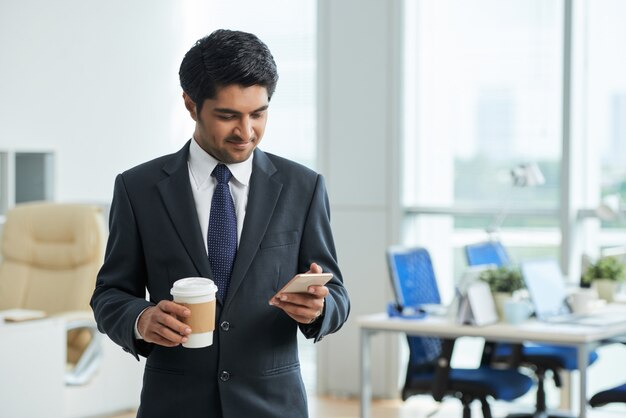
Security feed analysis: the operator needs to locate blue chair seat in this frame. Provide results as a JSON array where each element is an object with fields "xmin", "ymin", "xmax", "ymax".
[
  {"xmin": 495, "ymin": 343, "xmax": 599, "ymax": 370},
  {"xmin": 589, "ymin": 383, "xmax": 626, "ymax": 407},
  {"xmin": 408, "ymin": 367, "xmax": 534, "ymax": 401}
]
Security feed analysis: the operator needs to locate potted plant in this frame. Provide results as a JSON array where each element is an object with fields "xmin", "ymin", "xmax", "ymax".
[
  {"xmin": 478, "ymin": 266, "xmax": 525, "ymax": 319},
  {"xmin": 581, "ymin": 256, "xmax": 626, "ymax": 302}
]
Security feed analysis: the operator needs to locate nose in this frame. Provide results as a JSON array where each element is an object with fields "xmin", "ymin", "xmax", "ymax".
[{"xmin": 234, "ymin": 117, "xmax": 254, "ymax": 142}]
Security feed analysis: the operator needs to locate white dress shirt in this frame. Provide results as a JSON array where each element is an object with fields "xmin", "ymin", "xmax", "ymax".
[
  {"xmin": 135, "ymin": 138, "xmax": 253, "ymax": 339},
  {"xmin": 187, "ymin": 137, "xmax": 252, "ymax": 249}
]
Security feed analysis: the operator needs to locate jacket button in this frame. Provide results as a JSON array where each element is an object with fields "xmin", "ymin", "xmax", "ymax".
[
  {"xmin": 220, "ymin": 321, "xmax": 230, "ymax": 331},
  {"xmin": 220, "ymin": 371, "xmax": 230, "ymax": 382}
]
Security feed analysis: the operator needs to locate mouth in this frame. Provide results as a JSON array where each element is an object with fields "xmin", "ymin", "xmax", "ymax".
[{"xmin": 227, "ymin": 138, "xmax": 255, "ymax": 149}]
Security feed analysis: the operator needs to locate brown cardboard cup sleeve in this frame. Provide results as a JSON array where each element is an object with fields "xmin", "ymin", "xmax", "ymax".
[{"xmin": 181, "ymin": 300, "xmax": 216, "ymax": 333}]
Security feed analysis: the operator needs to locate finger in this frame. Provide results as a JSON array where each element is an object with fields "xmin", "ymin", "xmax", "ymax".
[
  {"xmin": 269, "ymin": 295, "xmax": 282, "ymax": 306},
  {"xmin": 277, "ymin": 292, "xmax": 315, "ymax": 308},
  {"xmin": 279, "ymin": 300, "xmax": 322, "ymax": 318},
  {"xmin": 146, "ymin": 331, "xmax": 184, "ymax": 347},
  {"xmin": 144, "ymin": 317, "xmax": 189, "ymax": 345},
  {"xmin": 153, "ymin": 324, "xmax": 189, "ymax": 345},
  {"xmin": 278, "ymin": 290, "xmax": 326, "ymax": 309},
  {"xmin": 157, "ymin": 300, "xmax": 191, "ymax": 318},
  {"xmin": 157, "ymin": 311, "xmax": 192, "ymax": 335},
  {"xmin": 142, "ymin": 322, "xmax": 183, "ymax": 346},
  {"xmin": 306, "ymin": 285, "xmax": 329, "ymax": 297},
  {"xmin": 306, "ymin": 263, "xmax": 323, "ymax": 274},
  {"xmin": 139, "ymin": 305, "xmax": 191, "ymax": 345},
  {"xmin": 272, "ymin": 298, "xmax": 323, "ymax": 324}
]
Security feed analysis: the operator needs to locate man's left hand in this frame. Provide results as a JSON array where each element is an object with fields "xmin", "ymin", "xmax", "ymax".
[{"xmin": 269, "ymin": 262, "xmax": 329, "ymax": 324}]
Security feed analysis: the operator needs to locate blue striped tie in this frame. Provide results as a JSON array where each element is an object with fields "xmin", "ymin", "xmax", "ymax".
[{"xmin": 207, "ymin": 164, "xmax": 237, "ymax": 300}]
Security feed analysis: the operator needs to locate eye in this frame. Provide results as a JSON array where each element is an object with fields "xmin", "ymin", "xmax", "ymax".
[
  {"xmin": 217, "ymin": 114, "xmax": 236, "ymax": 121},
  {"xmin": 251, "ymin": 112, "xmax": 265, "ymax": 119}
]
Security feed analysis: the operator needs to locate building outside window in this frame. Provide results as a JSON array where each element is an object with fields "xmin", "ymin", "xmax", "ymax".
[{"xmin": 402, "ymin": 0, "xmax": 563, "ymax": 299}]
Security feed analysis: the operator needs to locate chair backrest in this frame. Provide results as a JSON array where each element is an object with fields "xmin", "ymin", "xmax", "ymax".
[
  {"xmin": 387, "ymin": 246, "xmax": 442, "ymax": 366},
  {"xmin": 0, "ymin": 202, "xmax": 106, "ymax": 314},
  {"xmin": 465, "ymin": 240, "xmax": 511, "ymax": 267}
]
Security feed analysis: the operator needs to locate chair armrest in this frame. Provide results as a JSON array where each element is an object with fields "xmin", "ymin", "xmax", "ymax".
[
  {"xmin": 51, "ymin": 311, "xmax": 103, "ymax": 386},
  {"xmin": 432, "ymin": 338, "xmax": 456, "ymax": 402},
  {"xmin": 50, "ymin": 310, "xmax": 94, "ymax": 322}
]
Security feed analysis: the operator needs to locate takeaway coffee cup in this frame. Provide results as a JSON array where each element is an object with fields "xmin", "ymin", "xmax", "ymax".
[{"xmin": 170, "ymin": 277, "xmax": 218, "ymax": 348}]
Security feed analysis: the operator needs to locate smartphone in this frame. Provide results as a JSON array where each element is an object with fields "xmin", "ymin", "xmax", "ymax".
[{"xmin": 270, "ymin": 273, "xmax": 333, "ymax": 301}]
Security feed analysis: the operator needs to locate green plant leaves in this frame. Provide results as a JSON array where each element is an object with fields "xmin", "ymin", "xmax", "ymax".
[
  {"xmin": 478, "ymin": 266, "xmax": 525, "ymax": 293},
  {"xmin": 581, "ymin": 256, "xmax": 626, "ymax": 284}
]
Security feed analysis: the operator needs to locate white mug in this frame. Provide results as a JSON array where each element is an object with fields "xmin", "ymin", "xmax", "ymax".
[
  {"xmin": 569, "ymin": 288, "xmax": 599, "ymax": 314},
  {"xmin": 503, "ymin": 300, "xmax": 533, "ymax": 325}
]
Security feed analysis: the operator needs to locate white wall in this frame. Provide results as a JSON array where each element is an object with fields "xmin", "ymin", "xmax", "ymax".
[
  {"xmin": 0, "ymin": 0, "xmax": 192, "ymax": 204},
  {"xmin": 0, "ymin": 0, "xmax": 405, "ymax": 399},
  {"xmin": 316, "ymin": 0, "xmax": 404, "ymax": 397}
]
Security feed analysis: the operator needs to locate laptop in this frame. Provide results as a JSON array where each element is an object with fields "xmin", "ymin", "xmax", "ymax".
[{"xmin": 521, "ymin": 259, "xmax": 626, "ymax": 326}]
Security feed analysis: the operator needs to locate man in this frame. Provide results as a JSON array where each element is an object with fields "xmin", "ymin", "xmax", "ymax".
[{"xmin": 90, "ymin": 29, "xmax": 349, "ymax": 418}]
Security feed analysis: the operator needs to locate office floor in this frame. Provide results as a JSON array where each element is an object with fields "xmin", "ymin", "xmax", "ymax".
[{"xmin": 107, "ymin": 395, "xmax": 626, "ymax": 418}]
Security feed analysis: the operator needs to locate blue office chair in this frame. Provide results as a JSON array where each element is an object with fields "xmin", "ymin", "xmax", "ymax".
[
  {"xmin": 465, "ymin": 240, "xmax": 599, "ymax": 417},
  {"xmin": 387, "ymin": 246, "xmax": 533, "ymax": 418},
  {"xmin": 589, "ymin": 382, "xmax": 626, "ymax": 407}
]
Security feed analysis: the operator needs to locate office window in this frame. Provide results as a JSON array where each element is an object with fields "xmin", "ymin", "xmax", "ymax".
[
  {"xmin": 402, "ymin": 0, "xmax": 563, "ymax": 287},
  {"xmin": 577, "ymin": 0, "xmax": 626, "ymax": 249}
]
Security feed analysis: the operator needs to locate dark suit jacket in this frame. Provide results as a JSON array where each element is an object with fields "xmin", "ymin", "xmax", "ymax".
[{"xmin": 90, "ymin": 141, "xmax": 350, "ymax": 418}]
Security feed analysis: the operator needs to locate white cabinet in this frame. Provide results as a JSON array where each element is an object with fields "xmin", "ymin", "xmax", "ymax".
[{"xmin": 0, "ymin": 318, "xmax": 66, "ymax": 418}]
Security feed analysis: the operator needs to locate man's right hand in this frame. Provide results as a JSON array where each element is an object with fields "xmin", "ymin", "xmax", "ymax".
[{"xmin": 137, "ymin": 300, "xmax": 192, "ymax": 347}]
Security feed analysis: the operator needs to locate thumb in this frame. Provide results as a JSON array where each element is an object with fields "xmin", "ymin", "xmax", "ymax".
[{"xmin": 307, "ymin": 263, "xmax": 323, "ymax": 274}]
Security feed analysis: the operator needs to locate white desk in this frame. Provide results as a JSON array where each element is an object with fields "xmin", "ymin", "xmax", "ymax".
[
  {"xmin": 0, "ymin": 315, "xmax": 143, "ymax": 418},
  {"xmin": 358, "ymin": 311, "xmax": 626, "ymax": 418},
  {"xmin": 0, "ymin": 317, "xmax": 66, "ymax": 418}
]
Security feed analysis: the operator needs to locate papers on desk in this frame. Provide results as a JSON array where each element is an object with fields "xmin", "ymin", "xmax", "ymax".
[
  {"xmin": 613, "ymin": 293, "xmax": 626, "ymax": 304},
  {"xmin": 456, "ymin": 281, "xmax": 499, "ymax": 326},
  {"xmin": 0, "ymin": 309, "xmax": 47, "ymax": 323}
]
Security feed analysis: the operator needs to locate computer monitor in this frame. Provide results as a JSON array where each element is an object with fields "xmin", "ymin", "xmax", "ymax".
[{"xmin": 521, "ymin": 259, "xmax": 570, "ymax": 320}]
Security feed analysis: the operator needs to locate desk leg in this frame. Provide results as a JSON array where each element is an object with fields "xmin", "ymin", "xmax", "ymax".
[
  {"xmin": 360, "ymin": 328, "xmax": 372, "ymax": 418},
  {"xmin": 578, "ymin": 343, "xmax": 588, "ymax": 418}
]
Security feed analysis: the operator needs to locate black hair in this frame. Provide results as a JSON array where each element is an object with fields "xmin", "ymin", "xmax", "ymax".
[{"xmin": 179, "ymin": 29, "xmax": 278, "ymax": 112}]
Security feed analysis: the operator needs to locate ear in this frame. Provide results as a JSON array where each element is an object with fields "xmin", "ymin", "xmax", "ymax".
[{"xmin": 183, "ymin": 92, "xmax": 198, "ymax": 121}]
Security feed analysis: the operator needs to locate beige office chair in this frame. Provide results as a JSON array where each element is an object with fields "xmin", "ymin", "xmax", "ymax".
[
  {"xmin": 0, "ymin": 202, "xmax": 142, "ymax": 418},
  {"xmin": 0, "ymin": 202, "xmax": 105, "ymax": 384}
]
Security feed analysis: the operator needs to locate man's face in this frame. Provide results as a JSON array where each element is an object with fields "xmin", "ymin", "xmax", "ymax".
[{"xmin": 185, "ymin": 84, "xmax": 269, "ymax": 164}]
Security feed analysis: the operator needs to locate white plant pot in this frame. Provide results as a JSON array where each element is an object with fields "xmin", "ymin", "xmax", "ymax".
[
  {"xmin": 492, "ymin": 292, "xmax": 512, "ymax": 321},
  {"xmin": 594, "ymin": 279, "xmax": 617, "ymax": 303}
]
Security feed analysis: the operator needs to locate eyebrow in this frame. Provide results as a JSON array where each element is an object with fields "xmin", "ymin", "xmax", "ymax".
[{"xmin": 213, "ymin": 105, "xmax": 269, "ymax": 115}]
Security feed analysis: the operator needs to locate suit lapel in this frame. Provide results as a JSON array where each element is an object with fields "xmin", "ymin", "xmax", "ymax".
[
  {"xmin": 225, "ymin": 149, "xmax": 281, "ymax": 308},
  {"xmin": 157, "ymin": 141, "xmax": 213, "ymax": 283}
]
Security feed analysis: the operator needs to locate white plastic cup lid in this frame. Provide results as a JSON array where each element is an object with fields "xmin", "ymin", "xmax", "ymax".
[{"xmin": 170, "ymin": 277, "xmax": 218, "ymax": 298}]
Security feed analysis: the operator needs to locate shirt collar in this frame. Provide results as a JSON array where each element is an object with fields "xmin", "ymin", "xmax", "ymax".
[{"xmin": 188, "ymin": 138, "xmax": 253, "ymax": 188}]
